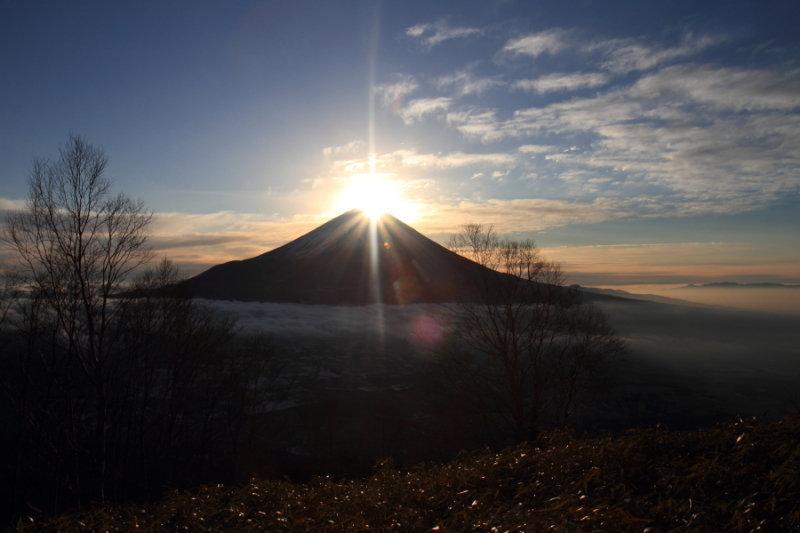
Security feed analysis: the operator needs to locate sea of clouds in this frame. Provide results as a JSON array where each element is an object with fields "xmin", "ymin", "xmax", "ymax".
[
  {"xmin": 200, "ymin": 300, "xmax": 453, "ymax": 352},
  {"xmin": 201, "ymin": 297, "xmax": 800, "ymax": 380}
]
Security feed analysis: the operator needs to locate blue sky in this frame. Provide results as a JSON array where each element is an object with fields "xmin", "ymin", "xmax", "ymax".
[{"xmin": 1, "ymin": 0, "xmax": 799, "ymax": 288}]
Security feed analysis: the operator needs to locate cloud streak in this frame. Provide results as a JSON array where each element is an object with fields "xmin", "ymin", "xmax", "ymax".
[
  {"xmin": 436, "ymin": 70, "xmax": 505, "ymax": 96},
  {"xmin": 398, "ymin": 97, "xmax": 453, "ymax": 124},
  {"xmin": 594, "ymin": 33, "xmax": 724, "ymax": 73},
  {"xmin": 405, "ymin": 21, "xmax": 481, "ymax": 50},
  {"xmin": 322, "ymin": 140, "xmax": 365, "ymax": 157},
  {"xmin": 513, "ymin": 72, "xmax": 609, "ymax": 93},
  {"xmin": 501, "ymin": 29, "xmax": 569, "ymax": 57}
]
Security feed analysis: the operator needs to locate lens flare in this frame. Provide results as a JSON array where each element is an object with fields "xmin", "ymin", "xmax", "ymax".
[{"xmin": 410, "ymin": 313, "xmax": 448, "ymax": 350}]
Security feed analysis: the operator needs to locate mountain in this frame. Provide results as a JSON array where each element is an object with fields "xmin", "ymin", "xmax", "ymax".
[
  {"xmin": 186, "ymin": 210, "xmax": 489, "ymax": 305},
  {"xmin": 186, "ymin": 210, "xmax": 635, "ymax": 306}
]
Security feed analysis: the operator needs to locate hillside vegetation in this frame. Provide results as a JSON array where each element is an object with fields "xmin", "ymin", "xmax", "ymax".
[{"xmin": 16, "ymin": 415, "xmax": 800, "ymax": 533}]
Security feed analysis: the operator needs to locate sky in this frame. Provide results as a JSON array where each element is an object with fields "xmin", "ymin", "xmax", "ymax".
[{"xmin": 1, "ymin": 0, "xmax": 799, "ymax": 296}]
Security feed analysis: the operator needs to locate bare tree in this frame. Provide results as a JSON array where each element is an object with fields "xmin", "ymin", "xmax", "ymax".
[
  {"xmin": 440, "ymin": 223, "xmax": 625, "ymax": 443},
  {"xmin": 2, "ymin": 135, "xmax": 152, "ymax": 502},
  {"xmin": 0, "ymin": 138, "xmax": 297, "ymax": 519},
  {"xmin": 0, "ymin": 263, "xmax": 21, "ymax": 328}
]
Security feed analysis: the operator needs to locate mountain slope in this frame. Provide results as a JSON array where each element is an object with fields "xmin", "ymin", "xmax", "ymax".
[{"xmin": 187, "ymin": 210, "xmax": 489, "ymax": 305}]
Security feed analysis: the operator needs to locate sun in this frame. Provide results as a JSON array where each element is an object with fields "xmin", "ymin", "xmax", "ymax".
[{"xmin": 335, "ymin": 174, "xmax": 417, "ymax": 222}]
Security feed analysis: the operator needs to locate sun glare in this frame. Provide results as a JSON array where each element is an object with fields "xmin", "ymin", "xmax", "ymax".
[{"xmin": 335, "ymin": 174, "xmax": 417, "ymax": 222}]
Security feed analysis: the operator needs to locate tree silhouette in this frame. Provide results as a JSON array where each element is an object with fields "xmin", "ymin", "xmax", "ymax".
[
  {"xmin": 440, "ymin": 223, "xmax": 625, "ymax": 442},
  {"xmin": 3, "ymin": 135, "xmax": 152, "ymax": 503}
]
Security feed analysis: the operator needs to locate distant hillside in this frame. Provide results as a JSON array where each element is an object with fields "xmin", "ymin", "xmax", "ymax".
[
  {"xmin": 580, "ymin": 286, "xmax": 723, "ymax": 309},
  {"xmin": 19, "ymin": 416, "xmax": 800, "ymax": 533},
  {"xmin": 680, "ymin": 282, "xmax": 800, "ymax": 289}
]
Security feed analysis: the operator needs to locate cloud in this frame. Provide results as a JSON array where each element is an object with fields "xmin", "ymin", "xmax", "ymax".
[
  {"xmin": 436, "ymin": 70, "xmax": 505, "ymax": 96},
  {"xmin": 541, "ymin": 241, "xmax": 767, "ymax": 286},
  {"xmin": 630, "ymin": 65, "xmax": 800, "ymax": 111},
  {"xmin": 148, "ymin": 192, "xmax": 611, "ymax": 278},
  {"xmin": 405, "ymin": 21, "xmax": 481, "ymax": 50},
  {"xmin": 0, "ymin": 197, "xmax": 27, "ymax": 238},
  {"xmin": 501, "ymin": 29, "xmax": 569, "ymax": 58},
  {"xmin": 518, "ymin": 145, "xmax": 558, "ymax": 154},
  {"xmin": 594, "ymin": 33, "xmax": 724, "ymax": 73},
  {"xmin": 329, "ymin": 148, "xmax": 517, "ymax": 175},
  {"xmin": 149, "ymin": 233, "xmax": 254, "ymax": 251},
  {"xmin": 437, "ymin": 61, "xmax": 800, "ymax": 217},
  {"xmin": 413, "ymin": 197, "xmax": 627, "ymax": 234},
  {"xmin": 0, "ymin": 198, "xmax": 26, "ymax": 211},
  {"xmin": 445, "ymin": 108, "xmax": 506, "ymax": 142},
  {"xmin": 197, "ymin": 300, "xmax": 800, "ymax": 417},
  {"xmin": 322, "ymin": 140, "xmax": 365, "ymax": 157},
  {"xmin": 148, "ymin": 211, "xmax": 331, "ymax": 273},
  {"xmin": 396, "ymin": 150, "xmax": 517, "ymax": 169},
  {"xmin": 398, "ymin": 97, "xmax": 453, "ymax": 124},
  {"xmin": 374, "ymin": 77, "xmax": 420, "ymax": 107},
  {"xmin": 513, "ymin": 72, "xmax": 609, "ymax": 93}
]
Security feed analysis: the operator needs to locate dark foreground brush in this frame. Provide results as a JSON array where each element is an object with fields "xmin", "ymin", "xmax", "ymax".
[{"xmin": 17, "ymin": 415, "xmax": 800, "ymax": 532}]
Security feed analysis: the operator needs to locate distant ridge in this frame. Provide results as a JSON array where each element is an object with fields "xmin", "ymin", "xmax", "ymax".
[
  {"xmin": 580, "ymin": 287, "xmax": 724, "ymax": 309},
  {"xmin": 680, "ymin": 282, "xmax": 800, "ymax": 289}
]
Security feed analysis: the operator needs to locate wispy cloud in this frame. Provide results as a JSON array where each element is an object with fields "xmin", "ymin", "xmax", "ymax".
[
  {"xmin": 147, "ymin": 211, "xmax": 330, "ymax": 273},
  {"xmin": 141, "ymin": 196, "xmax": 617, "ymax": 274},
  {"xmin": 374, "ymin": 77, "xmax": 420, "ymax": 107},
  {"xmin": 398, "ymin": 97, "xmax": 453, "ymax": 124},
  {"xmin": 630, "ymin": 65, "xmax": 800, "ymax": 111},
  {"xmin": 513, "ymin": 72, "xmax": 609, "ymax": 93},
  {"xmin": 398, "ymin": 150, "xmax": 517, "ymax": 169},
  {"xmin": 405, "ymin": 21, "xmax": 481, "ymax": 50},
  {"xmin": 517, "ymin": 145, "xmax": 558, "ymax": 154},
  {"xmin": 414, "ymin": 197, "xmax": 626, "ymax": 234},
  {"xmin": 329, "ymin": 148, "xmax": 517, "ymax": 175},
  {"xmin": 436, "ymin": 69, "xmax": 505, "ymax": 96},
  {"xmin": 445, "ymin": 108, "xmax": 505, "ymax": 142},
  {"xmin": 0, "ymin": 197, "xmax": 26, "ymax": 214},
  {"xmin": 322, "ymin": 140, "xmax": 365, "ymax": 157},
  {"xmin": 501, "ymin": 29, "xmax": 569, "ymax": 58},
  {"xmin": 436, "ymin": 61, "xmax": 800, "ymax": 217},
  {"xmin": 594, "ymin": 33, "xmax": 724, "ymax": 73}
]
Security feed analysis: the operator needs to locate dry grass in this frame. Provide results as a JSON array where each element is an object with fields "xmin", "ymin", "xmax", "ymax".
[{"xmin": 17, "ymin": 415, "xmax": 800, "ymax": 532}]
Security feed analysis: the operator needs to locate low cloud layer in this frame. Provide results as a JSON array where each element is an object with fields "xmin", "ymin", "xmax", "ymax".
[{"xmin": 200, "ymin": 298, "xmax": 800, "ymax": 414}]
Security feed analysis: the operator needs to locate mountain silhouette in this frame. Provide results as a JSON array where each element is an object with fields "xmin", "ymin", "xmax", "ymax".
[
  {"xmin": 186, "ymin": 209, "xmax": 632, "ymax": 306},
  {"xmin": 186, "ymin": 210, "xmax": 489, "ymax": 305}
]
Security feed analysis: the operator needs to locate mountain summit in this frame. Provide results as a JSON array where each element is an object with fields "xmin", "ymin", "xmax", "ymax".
[{"xmin": 187, "ymin": 210, "xmax": 486, "ymax": 305}]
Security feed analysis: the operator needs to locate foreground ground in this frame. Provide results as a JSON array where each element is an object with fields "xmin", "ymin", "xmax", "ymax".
[{"xmin": 15, "ymin": 415, "xmax": 800, "ymax": 533}]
